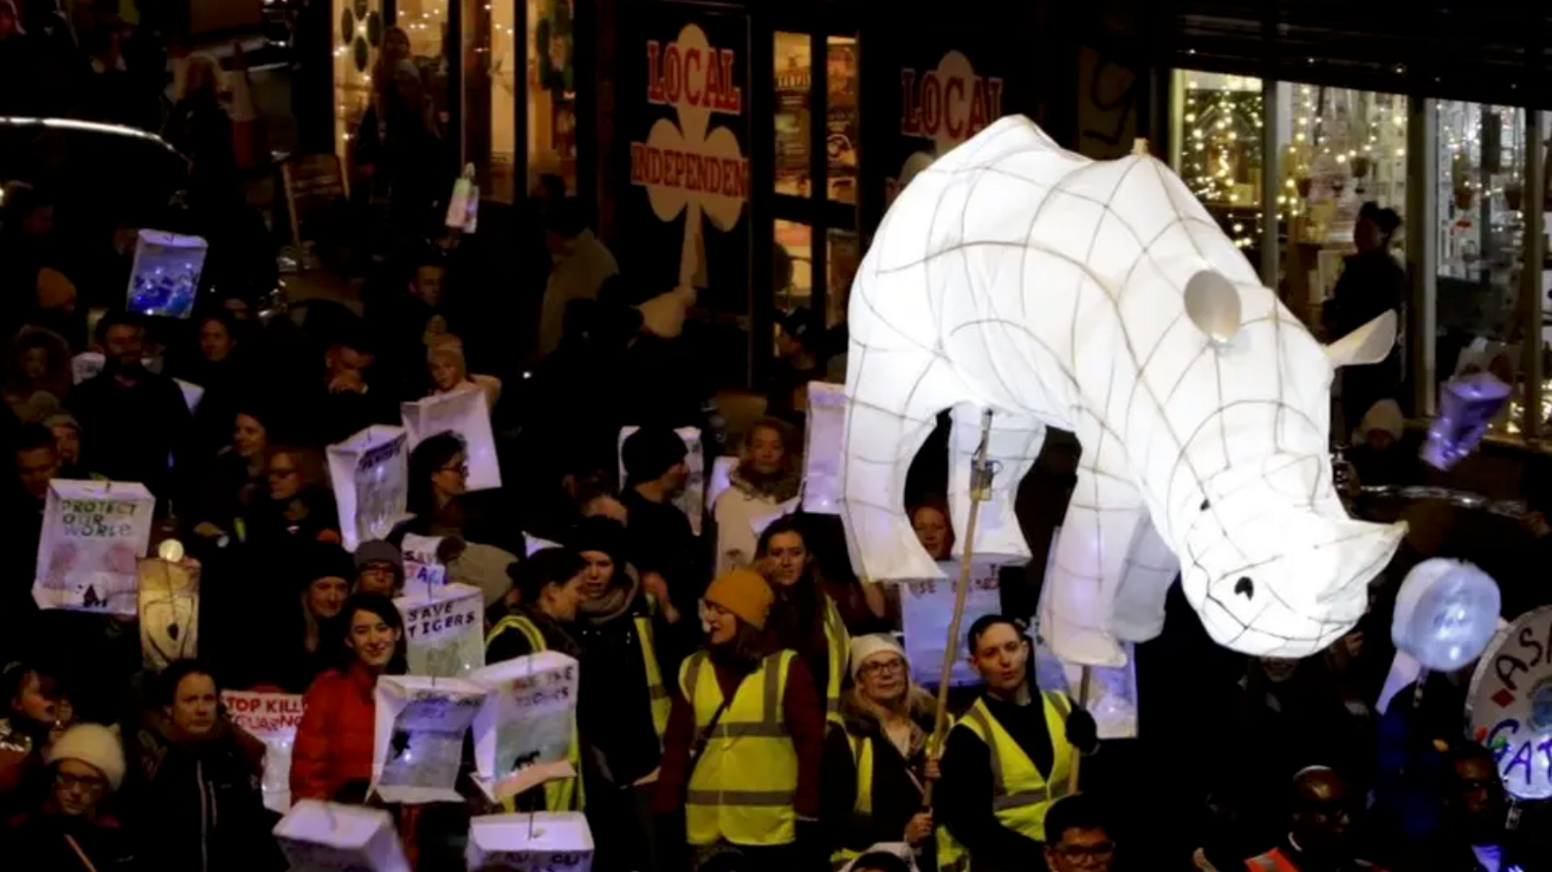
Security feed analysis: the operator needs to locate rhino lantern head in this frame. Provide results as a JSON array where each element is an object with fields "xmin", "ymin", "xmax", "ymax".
[{"xmin": 1174, "ymin": 274, "xmax": 1406, "ymax": 658}]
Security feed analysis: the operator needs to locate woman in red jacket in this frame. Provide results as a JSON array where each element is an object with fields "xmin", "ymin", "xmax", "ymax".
[{"xmin": 289, "ymin": 593, "xmax": 406, "ymax": 803}]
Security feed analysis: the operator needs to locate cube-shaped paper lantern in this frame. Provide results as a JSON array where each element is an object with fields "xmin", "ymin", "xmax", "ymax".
[
  {"xmin": 466, "ymin": 811, "xmax": 594, "ymax": 872},
  {"xmin": 394, "ymin": 584, "xmax": 485, "ymax": 678},
  {"xmin": 273, "ymin": 799, "xmax": 410, "ymax": 872},
  {"xmin": 469, "ymin": 652, "xmax": 580, "ymax": 801},
  {"xmin": 138, "ymin": 556, "xmax": 200, "ymax": 669},
  {"xmin": 372, "ymin": 675, "xmax": 488, "ymax": 804},
  {"xmin": 127, "ymin": 229, "xmax": 206, "ymax": 319},
  {"xmin": 33, "ymin": 480, "xmax": 155, "ymax": 616},
  {"xmin": 401, "ymin": 389, "xmax": 502, "ymax": 491},
  {"xmin": 327, "ymin": 426, "xmax": 410, "ymax": 552},
  {"xmin": 224, "ymin": 690, "xmax": 305, "ymax": 814},
  {"xmin": 401, "ymin": 533, "xmax": 447, "ymax": 588}
]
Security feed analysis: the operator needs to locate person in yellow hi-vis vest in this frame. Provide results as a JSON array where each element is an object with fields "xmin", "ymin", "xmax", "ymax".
[
  {"xmin": 938, "ymin": 616, "xmax": 1099, "ymax": 872},
  {"xmin": 570, "ymin": 517, "xmax": 679, "ymax": 872},
  {"xmin": 823, "ymin": 634, "xmax": 945, "ymax": 872},
  {"xmin": 654, "ymin": 569, "xmax": 828, "ymax": 872},
  {"xmin": 758, "ymin": 515, "xmax": 886, "ymax": 721},
  {"xmin": 485, "ymin": 548, "xmax": 588, "ymax": 813}
]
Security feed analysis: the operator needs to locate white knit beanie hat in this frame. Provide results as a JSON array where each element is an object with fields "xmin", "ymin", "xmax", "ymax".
[
  {"xmin": 849, "ymin": 633, "xmax": 909, "ymax": 682},
  {"xmin": 47, "ymin": 723, "xmax": 126, "ymax": 792}
]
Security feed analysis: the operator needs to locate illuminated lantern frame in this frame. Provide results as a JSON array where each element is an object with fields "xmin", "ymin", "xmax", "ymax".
[{"xmin": 839, "ymin": 116, "xmax": 1406, "ymax": 666}]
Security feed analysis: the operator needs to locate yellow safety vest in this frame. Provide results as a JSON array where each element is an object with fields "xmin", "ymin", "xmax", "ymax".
[
  {"xmin": 679, "ymin": 649, "xmax": 799, "ymax": 847},
  {"xmin": 828, "ymin": 725, "xmax": 966, "ymax": 872},
  {"xmin": 635, "ymin": 613, "xmax": 671, "ymax": 740},
  {"xmin": 485, "ymin": 613, "xmax": 586, "ymax": 812},
  {"xmin": 821, "ymin": 594, "xmax": 849, "ymax": 721},
  {"xmin": 950, "ymin": 692, "xmax": 1073, "ymax": 844},
  {"xmin": 829, "ymin": 729, "xmax": 875, "ymax": 871}
]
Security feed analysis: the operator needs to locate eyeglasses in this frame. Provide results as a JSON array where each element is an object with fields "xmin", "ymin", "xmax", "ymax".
[
  {"xmin": 859, "ymin": 658, "xmax": 906, "ymax": 677},
  {"xmin": 1053, "ymin": 841, "xmax": 1115, "ymax": 859},
  {"xmin": 56, "ymin": 771, "xmax": 106, "ymax": 792},
  {"xmin": 437, "ymin": 463, "xmax": 468, "ymax": 476}
]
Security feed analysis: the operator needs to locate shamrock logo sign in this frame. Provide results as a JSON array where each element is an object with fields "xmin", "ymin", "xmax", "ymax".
[{"xmin": 630, "ymin": 24, "xmax": 749, "ymax": 289}]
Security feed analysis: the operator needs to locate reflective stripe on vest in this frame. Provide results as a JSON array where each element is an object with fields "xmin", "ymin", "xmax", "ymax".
[
  {"xmin": 1244, "ymin": 848, "xmax": 1300, "ymax": 872},
  {"xmin": 954, "ymin": 692, "xmax": 1073, "ymax": 842},
  {"xmin": 635, "ymin": 615, "xmax": 671, "ymax": 741},
  {"xmin": 828, "ymin": 730, "xmax": 876, "ymax": 871},
  {"xmin": 486, "ymin": 614, "xmax": 586, "ymax": 813},
  {"xmin": 678, "ymin": 649, "xmax": 798, "ymax": 846},
  {"xmin": 822, "ymin": 595, "xmax": 850, "ymax": 719},
  {"xmin": 486, "ymin": 614, "xmax": 546, "ymax": 652}
]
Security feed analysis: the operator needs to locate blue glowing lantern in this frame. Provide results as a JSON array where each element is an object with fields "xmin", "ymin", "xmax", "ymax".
[
  {"xmin": 127, "ymin": 229, "xmax": 207, "ymax": 319},
  {"xmin": 1391, "ymin": 558, "xmax": 1501, "ymax": 672}
]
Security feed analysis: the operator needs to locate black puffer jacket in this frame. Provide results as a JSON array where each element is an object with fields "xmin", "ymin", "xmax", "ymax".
[{"xmin": 821, "ymin": 686, "xmax": 939, "ymax": 863}]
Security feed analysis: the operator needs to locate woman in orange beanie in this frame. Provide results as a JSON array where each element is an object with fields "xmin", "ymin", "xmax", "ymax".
[{"xmin": 653, "ymin": 568, "xmax": 828, "ymax": 872}]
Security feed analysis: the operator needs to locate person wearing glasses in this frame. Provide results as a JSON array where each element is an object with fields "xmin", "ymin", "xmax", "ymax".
[
  {"xmin": 3, "ymin": 722, "xmax": 136, "ymax": 869},
  {"xmin": 394, "ymin": 431, "xmax": 519, "ymax": 553},
  {"xmin": 823, "ymin": 634, "xmax": 943, "ymax": 872},
  {"xmin": 937, "ymin": 615, "xmax": 1099, "ymax": 872},
  {"xmin": 1042, "ymin": 795, "xmax": 1116, "ymax": 872}
]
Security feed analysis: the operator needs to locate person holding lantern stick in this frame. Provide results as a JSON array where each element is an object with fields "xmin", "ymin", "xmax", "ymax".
[{"xmin": 924, "ymin": 411, "xmax": 1100, "ymax": 872}]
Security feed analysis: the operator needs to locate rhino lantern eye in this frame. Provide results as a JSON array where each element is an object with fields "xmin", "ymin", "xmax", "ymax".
[{"xmin": 1234, "ymin": 576, "xmax": 1255, "ymax": 600}]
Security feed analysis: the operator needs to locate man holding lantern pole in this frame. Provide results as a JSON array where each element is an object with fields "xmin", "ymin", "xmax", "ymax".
[{"xmin": 937, "ymin": 615, "xmax": 1099, "ymax": 872}]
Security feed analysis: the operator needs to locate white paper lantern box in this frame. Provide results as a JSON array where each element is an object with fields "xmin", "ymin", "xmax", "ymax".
[
  {"xmin": 273, "ymin": 799, "xmax": 410, "ymax": 872},
  {"xmin": 328, "ymin": 426, "xmax": 411, "ymax": 553},
  {"xmin": 469, "ymin": 652, "xmax": 580, "ymax": 802},
  {"xmin": 466, "ymin": 811, "xmax": 593, "ymax": 872},
  {"xmin": 33, "ymin": 480, "xmax": 155, "ymax": 616},
  {"xmin": 127, "ymin": 229, "xmax": 207, "ymax": 319}
]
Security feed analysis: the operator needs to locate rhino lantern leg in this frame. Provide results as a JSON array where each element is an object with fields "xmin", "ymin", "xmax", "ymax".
[
  {"xmin": 840, "ymin": 353, "xmax": 962, "ymax": 583},
  {"xmin": 1038, "ymin": 463, "xmax": 1144, "ymax": 668}
]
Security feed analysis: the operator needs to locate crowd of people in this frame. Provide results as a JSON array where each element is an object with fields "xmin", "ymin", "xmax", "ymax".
[{"xmin": 0, "ymin": 5, "xmax": 1548, "ymax": 872}]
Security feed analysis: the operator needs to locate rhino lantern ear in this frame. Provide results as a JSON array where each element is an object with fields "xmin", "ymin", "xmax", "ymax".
[
  {"xmin": 1325, "ymin": 309, "xmax": 1398, "ymax": 369},
  {"xmin": 1184, "ymin": 270, "xmax": 1243, "ymax": 345}
]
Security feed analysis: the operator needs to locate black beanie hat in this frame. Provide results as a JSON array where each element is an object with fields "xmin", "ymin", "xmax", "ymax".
[
  {"xmin": 300, "ymin": 542, "xmax": 357, "ymax": 589},
  {"xmin": 569, "ymin": 517, "xmax": 628, "ymax": 567},
  {"xmin": 622, "ymin": 427, "xmax": 687, "ymax": 484}
]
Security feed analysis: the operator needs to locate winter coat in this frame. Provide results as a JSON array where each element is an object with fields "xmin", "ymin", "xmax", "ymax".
[
  {"xmin": 0, "ymin": 811, "xmax": 137, "ymax": 870},
  {"xmin": 134, "ymin": 714, "xmax": 283, "ymax": 872},
  {"xmin": 822, "ymin": 687, "xmax": 938, "ymax": 860},
  {"xmin": 290, "ymin": 661, "xmax": 379, "ymax": 802},
  {"xmin": 574, "ymin": 571, "xmax": 666, "ymax": 786}
]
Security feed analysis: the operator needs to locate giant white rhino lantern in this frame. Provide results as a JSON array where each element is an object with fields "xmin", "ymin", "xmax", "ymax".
[{"xmin": 839, "ymin": 116, "xmax": 1405, "ymax": 667}]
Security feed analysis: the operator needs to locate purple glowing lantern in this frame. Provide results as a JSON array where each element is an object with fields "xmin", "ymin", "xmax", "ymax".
[{"xmin": 1421, "ymin": 372, "xmax": 1512, "ymax": 470}]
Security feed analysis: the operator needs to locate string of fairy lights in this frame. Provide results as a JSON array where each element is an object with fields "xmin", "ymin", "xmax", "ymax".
[{"xmin": 1180, "ymin": 76, "xmax": 1411, "ymax": 250}]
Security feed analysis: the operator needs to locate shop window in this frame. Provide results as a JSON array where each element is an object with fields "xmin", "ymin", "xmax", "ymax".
[
  {"xmin": 397, "ymin": 0, "xmax": 452, "ymax": 136},
  {"xmin": 528, "ymin": 0, "xmax": 578, "ymax": 195},
  {"xmin": 487, "ymin": 0, "xmax": 519, "ymax": 203},
  {"xmin": 826, "ymin": 36, "xmax": 859, "ymax": 205},
  {"xmin": 775, "ymin": 219, "xmax": 814, "ymax": 327},
  {"xmin": 1171, "ymin": 71, "xmax": 1265, "ymax": 251},
  {"xmin": 775, "ymin": 32, "xmax": 812, "ymax": 197},
  {"xmin": 1434, "ymin": 103, "xmax": 1539, "ymax": 437},
  {"xmin": 827, "ymin": 228, "xmax": 859, "ymax": 328},
  {"xmin": 1273, "ymin": 83, "xmax": 1408, "ymax": 333},
  {"xmin": 333, "ymin": 0, "xmax": 384, "ymax": 168}
]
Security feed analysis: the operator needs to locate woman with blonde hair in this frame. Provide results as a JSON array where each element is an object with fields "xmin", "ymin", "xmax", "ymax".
[
  {"xmin": 824, "ymin": 634, "xmax": 943, "ymax": 871},
  {"xmin": 426, "ymin": 334, "xmax": 501, "ymax": 409}
]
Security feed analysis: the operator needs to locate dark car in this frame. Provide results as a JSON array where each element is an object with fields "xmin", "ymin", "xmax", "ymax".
[{"xmin": 1, "ymin": 116, "xmax": 194, "ymax": 308}]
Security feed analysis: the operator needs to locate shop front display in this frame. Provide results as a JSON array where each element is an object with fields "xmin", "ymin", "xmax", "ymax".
[{"xmin": 622, "ymin": 4, "xmax": 753, "ymax": 383}]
